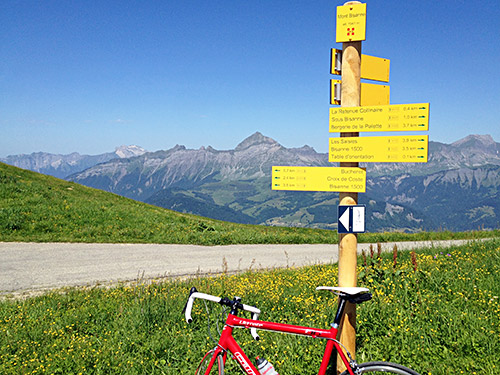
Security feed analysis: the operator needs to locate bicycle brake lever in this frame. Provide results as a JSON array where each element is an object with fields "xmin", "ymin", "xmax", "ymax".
[
  {"xmin": 250, "ymin": 312, "xmax": 260, "ymax": 341},
  {"xmin": 218, "ymin": 297, "xmax": 232, "ymax": 307},
  {"xmin": 182, "ymin": 287, "xmax": 198, "ymax": 314}
]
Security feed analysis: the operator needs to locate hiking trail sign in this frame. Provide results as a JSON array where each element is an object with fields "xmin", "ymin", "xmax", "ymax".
[
  {"xmin": 336, "ymin": 3, "xmax": 367, "ymax": 43},
  {"xmin": 329, "ymin": 103, "xmax": 430, "ymax": 132}
]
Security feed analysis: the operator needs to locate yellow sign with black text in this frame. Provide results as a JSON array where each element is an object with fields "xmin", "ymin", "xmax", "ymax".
[
  {"xmin": 329, "ymin": 135, "xmax": 428, "ymax": 163},
  {"xmin": 330, "ymin": 103, "xmax": 430, "ymax": 132},
  {"xmin": 272, "ymin": 166, "xmax": 366, "ymax": 192},
  {"xmin": 336, "ymin": 3, "xmax": 367, "ymax": 43}
]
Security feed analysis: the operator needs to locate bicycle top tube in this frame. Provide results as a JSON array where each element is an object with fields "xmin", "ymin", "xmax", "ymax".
[
  {"xmin": 226, "ymin": 313, "xmax": 337, "ymax": 340},
  {"xmin": 183, "ymin": 286, "xmax": 372, "ymax": 341}
]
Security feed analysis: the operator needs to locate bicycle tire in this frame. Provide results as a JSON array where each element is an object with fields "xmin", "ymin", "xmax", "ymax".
[
  {"xmin": 340, "ymin": 361, "xmax": 421, "ymax": 375},
  {"xmin": 195, "ymin": 350, "xmax": 224, "ymax": 375}
]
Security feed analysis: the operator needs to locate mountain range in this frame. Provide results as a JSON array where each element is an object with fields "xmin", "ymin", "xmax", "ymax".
[
  {"xmin": 0, "ymin": 145, "xmax": 147, "ymax": 179},
  {"xmin": 2, "ymin": 133, "xmax": 499, "ymax": 232}
]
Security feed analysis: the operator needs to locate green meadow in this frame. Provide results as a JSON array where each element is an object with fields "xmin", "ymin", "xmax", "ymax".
[
  {"xmin": 1, "ymin": 239, "xmax": 499, "ymax": 374},
  {"xmin": 1, "ymin": 162, "xmax": 496, "ymax": 244}
]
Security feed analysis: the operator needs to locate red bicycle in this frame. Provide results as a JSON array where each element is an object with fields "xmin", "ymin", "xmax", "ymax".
[{"xmin": 183, "ymin": 286, "xmax": 421, "ymax": 375}]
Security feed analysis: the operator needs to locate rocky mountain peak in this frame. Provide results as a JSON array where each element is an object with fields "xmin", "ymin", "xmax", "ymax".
[
  {"xmin": 451, "ymin": 134, "xmax": 497, "ymax": 151},
  {"xmin": 114, "ymin": 145, "xmax": 147, "ymax": 158},
  {"xmin": 235, "ymin": 132, "xmax": 279, "ymax": 151},
  {"xmin": 292, "ymin": 145, "xmax": 317, "ymax": 154},
  {"xmin": 171, "ymin": 145, "xmax": 187, "ymax": 152}
]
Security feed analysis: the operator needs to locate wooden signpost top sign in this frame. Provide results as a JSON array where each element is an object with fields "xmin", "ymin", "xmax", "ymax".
[{"xmin": 336, "ymin": 3, "xmax": 367, "ymax": 43}]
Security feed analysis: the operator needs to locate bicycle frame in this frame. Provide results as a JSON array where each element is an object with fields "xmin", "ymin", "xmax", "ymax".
[{"xmin": 205, "ymin": 313, "xmax": 356, "ymax": 375}]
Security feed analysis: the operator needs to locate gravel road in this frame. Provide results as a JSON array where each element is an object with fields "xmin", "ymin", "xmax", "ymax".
[{"xmin": 0, "ymin": 240, "xmax": 476, "ymax": 296}]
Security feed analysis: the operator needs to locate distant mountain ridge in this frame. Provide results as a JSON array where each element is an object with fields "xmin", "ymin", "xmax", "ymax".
[
  {"xmin": 66, "ymin": 132, "xmax": 326, "ymax": 201},
  {"xmin": 3, "ymin": 133, "xmax": 500, "ymax": 232},
  {"xmin": 1, "ymin": 145, "xmax": 147, "ymax": 179}
]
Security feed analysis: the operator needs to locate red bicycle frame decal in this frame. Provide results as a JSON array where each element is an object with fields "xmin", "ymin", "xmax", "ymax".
[{"xmin": 207, "ymin": 313, "xmax": 356, "ymax": 375}]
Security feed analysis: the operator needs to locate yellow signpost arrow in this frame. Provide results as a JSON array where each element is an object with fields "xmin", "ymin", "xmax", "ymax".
[
  {"xmin": 330, "ymin": 103, "xmax": 430, "ymax": 132},
  {"xmin": 272, "ymin": 166, "xmax": 366, "ymax": 192},
  {"xmin": 330, "ymin": 79, "xmax": 390, "ymax": 106},
  {"xmin": 329, "ymin": 135, "xmax": 429, "ymax": 163},
  {"xmin": 331, "ymin": 49, "xmax": 390, "ymax": 82}
]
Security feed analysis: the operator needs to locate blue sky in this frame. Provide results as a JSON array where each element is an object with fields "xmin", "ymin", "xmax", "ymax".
[{"xmin": 1, "ymin": 0, "xmax": 499, "ymax": 157}]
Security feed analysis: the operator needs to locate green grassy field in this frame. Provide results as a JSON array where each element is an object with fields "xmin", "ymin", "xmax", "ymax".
[
  {"xmin": 1, "ymin": 162, "xmax": 497, "ymax": 245},
  {"xmin": 1, "ymin": 239, "xmax": 499, "ymax": 374},
  {"xmin": 1, "ymin": 162, "xmax": 499, "ymax": 374}
]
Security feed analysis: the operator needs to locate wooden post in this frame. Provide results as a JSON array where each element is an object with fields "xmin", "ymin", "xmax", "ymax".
[{"xmin": 337, "ymin": 16, "xmax": 362, "ymax": 375}]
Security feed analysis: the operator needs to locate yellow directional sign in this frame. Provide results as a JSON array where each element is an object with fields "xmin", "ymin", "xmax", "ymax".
[
  {"xmin": 272, "ymin": 166, "xmax": 366, "ymax": 192},
  {"xmin": 360, "ymin": 82, "xmax": 390, "ymax": 106},
  {"xmin": 336, "ymin": 3, "xmax": 367, "ymax": 43},
  {"xmin": 331, "ymin": 49, "xmax": 390, "ymax": 82},
  {"xmin": 361, "ymin": 54, "xmax": 390, "ymax": 82},
  {"xmin": 331, "ymin": 80, "xmax": 390, "ymax": 106},
  {"xmin": 330, "ymin": 103, "xmax": 430, "ymax": 132},
  {"xmin": 329, "ymin": 135, "xmax": 428, "ymax": 163}
]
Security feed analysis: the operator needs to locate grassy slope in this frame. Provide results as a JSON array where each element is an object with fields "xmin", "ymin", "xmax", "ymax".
[
  {"xmin": 0, "ymin": 162, "xmax": 337, "ymax": 245},
  {"xmin": 0, "ymin": 162, "xmax": 497, "ymax": 245}
]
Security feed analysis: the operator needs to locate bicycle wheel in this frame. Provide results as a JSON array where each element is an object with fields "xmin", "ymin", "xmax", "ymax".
[
  {"xmin": 340, "ymin": 361, "xmax": 420, "ymax": 375},
  {"xmin": 195, "ymin": 350, "xmax": 224, "ymax": 375}
]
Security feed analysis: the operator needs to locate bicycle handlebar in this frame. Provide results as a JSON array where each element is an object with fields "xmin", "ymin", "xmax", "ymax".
[{"xmin": 183, "ymin": 287, "xmax": 261, "ymax": 340}]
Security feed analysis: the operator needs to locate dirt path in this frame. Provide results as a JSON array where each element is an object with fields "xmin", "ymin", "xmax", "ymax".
[{"xmin": 0, "ymin": 240, "xmax": 476, "ymax": 297}]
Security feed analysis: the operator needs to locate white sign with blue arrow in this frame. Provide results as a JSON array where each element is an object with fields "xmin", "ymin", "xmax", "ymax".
[{"xmin": 338, "ymin": 205, "xmax": 366, "ymax": 233}]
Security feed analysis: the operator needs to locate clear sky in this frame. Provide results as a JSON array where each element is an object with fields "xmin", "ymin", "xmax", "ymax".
[{"xmin": 1, "ymin": 0, "xmax": 499, "ymax": 157}]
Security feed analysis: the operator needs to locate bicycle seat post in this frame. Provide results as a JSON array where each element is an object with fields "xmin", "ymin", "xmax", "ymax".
[{"xmin": 332, "ymin": 296, "xmax": 347, "ymax": 329}]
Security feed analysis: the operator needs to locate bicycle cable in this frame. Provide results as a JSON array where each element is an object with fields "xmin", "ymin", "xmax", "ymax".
[
  {"xmin": 203, "ymin": 299, "xmax": 217, "ymax": 345},
  {"xmin": 203, "ymin": 299, "xmax": 230, "ymax": 346},
  {"xmin": 327, "ymin": 337, "xmax": 359, "ymax": 372},
  {"xmin": 216, "ymin": 306, "xmax": 228, "ymax": 336}
]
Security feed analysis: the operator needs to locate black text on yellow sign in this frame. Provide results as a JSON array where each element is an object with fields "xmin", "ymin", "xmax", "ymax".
[
  {"xmin": 329, "ymin": 135, "xmax": 429, "ymax": 163},
  {"xmin": 336, "ymin": 3, "xmax": 367, "ymax": 43},
  {"xmin": 329, "ymin": 103, "xmax": 430, "ymax": 132},
  {"xmin": 272, "ymin": 166, "xmax": 366, "ymax": 193}
]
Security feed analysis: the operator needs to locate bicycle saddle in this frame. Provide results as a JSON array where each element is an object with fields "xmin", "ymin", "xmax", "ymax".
[{"xmin": 316, "ymin": 286, "xmax": 372, "ymax": 304}]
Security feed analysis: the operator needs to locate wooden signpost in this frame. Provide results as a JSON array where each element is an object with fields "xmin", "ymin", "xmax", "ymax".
[
  {"xmin": 270, "ymin": 4, "xmax": 429, "ymax": 372},
  {"xmin": 331, "ymin": 3, "xmax": 429, "ymax": 373},
  {"xmin": 335, "ymin": 3, "xmax": 363, "ymax": 372}
]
